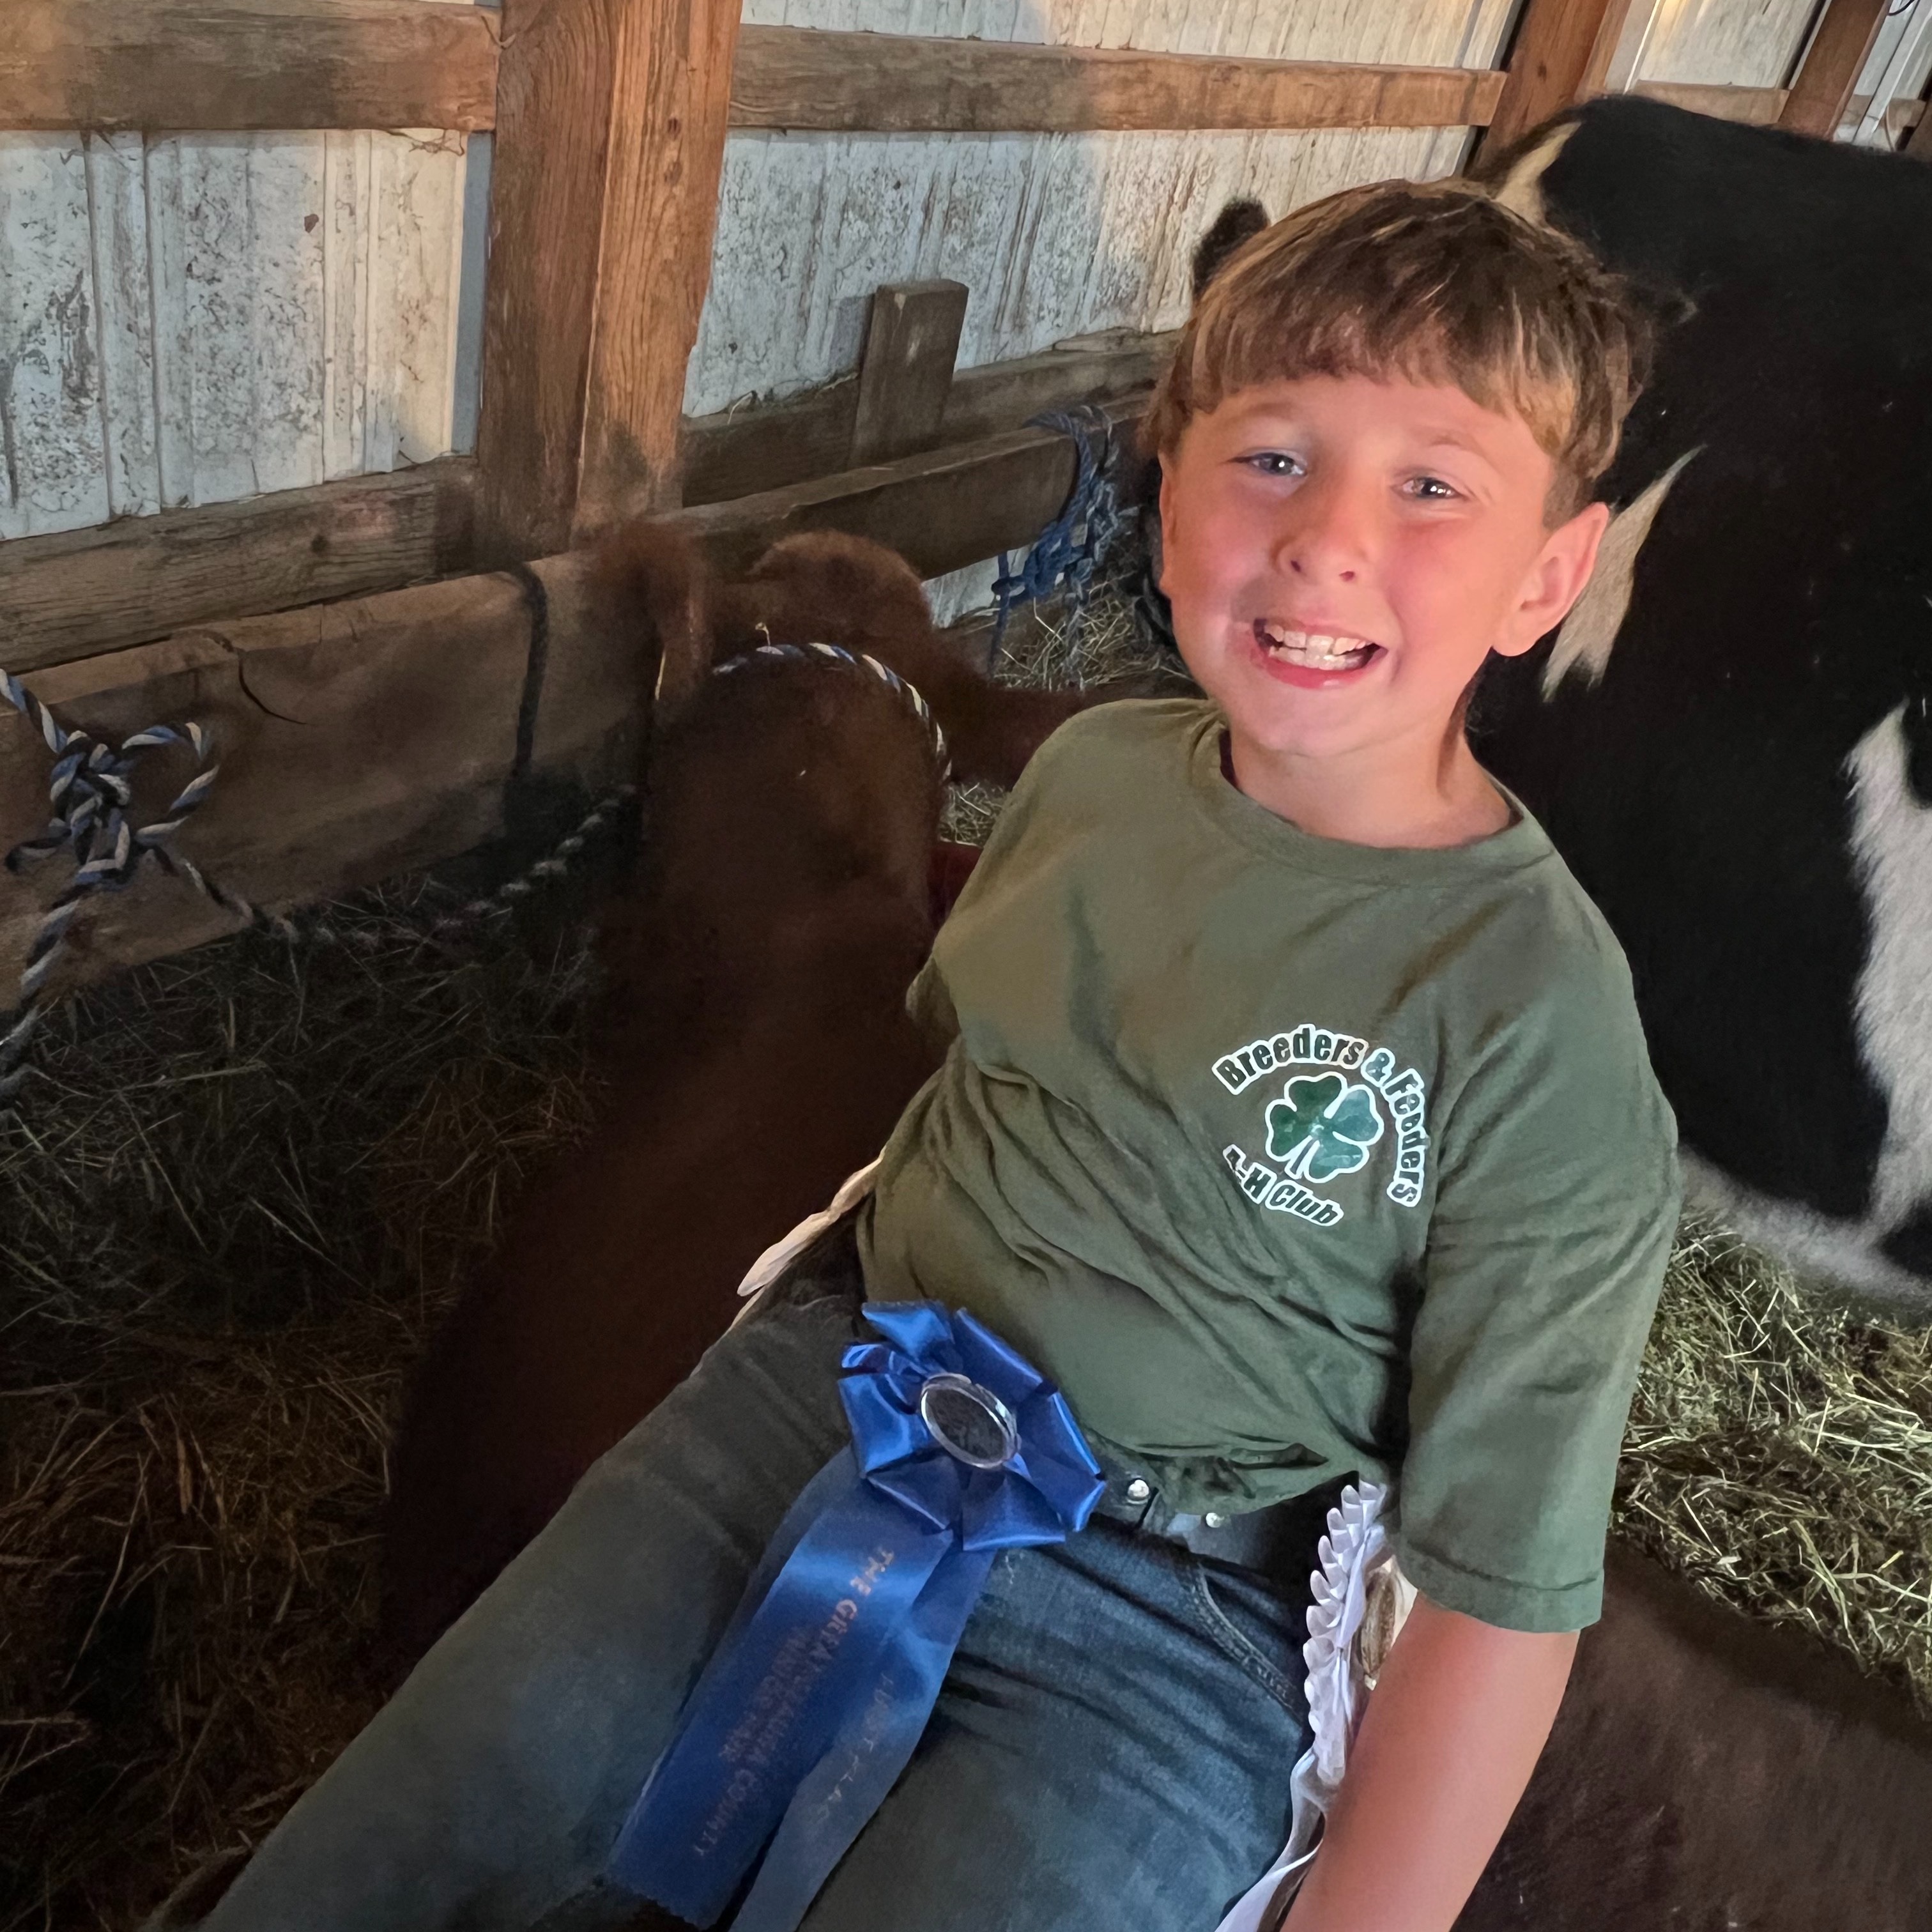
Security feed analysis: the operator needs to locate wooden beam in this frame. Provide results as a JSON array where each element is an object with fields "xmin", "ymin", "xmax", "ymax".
[
  {"xmin": 0, "ymin": 0, "xmax": 500, "ymax": 134},
  {"xmin": 1909, "ymin": 88, "xmax": 1932, "ymax": 157},
  {"xmin": 0, "ymin": 554, "xmax": 644, "ymax": 1001},
  {"xmin": 1476, "ymin": 0, "xmax": 1637, "ymax": 157},
  {"xmin": 476, "ymin": 0, "xmax": 741, "ymax": 565},
  {"xmin": 728, "ymin": 27, "xmax": 1507, "ymax": 134},
  {"xmin": 1, "ymin": 408, "xmax": 1134, "ymax": 990},
  {"xmin": 677, "ymin": 397, "xmax": 1146, "ymax": 583},
  {"xmin": 0, "ymin": 460, "xmax": 477, "ymax": 677},
  {"xmin": 1781, "ymin": 0, "xmax": 1889, "ymax": 137},
  {"xmin": 682, "ymin": 330, "xmax": 1172, "ymax": 508},
  {"xmin": 849, "ymin": 282, "xmax": 970, "ymax": 467},
  {"xmin": 1632, "ymin": 80, "xmax": 1790, "ymax": 125}
]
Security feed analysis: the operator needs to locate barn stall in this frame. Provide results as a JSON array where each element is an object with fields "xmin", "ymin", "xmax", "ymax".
[{"xmin": 3, "ymin": 0, "xmax": 1932, "ymax": 1923}]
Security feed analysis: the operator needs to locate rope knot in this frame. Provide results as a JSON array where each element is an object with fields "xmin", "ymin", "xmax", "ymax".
[{"xmin": 3, "ymin": 670, "xmax": 222, "ymax": 1098}]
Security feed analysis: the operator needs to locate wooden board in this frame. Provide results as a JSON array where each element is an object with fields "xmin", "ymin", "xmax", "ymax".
[
  {"xmin": 0, "ymin": 0, "xmax": 500, "ymax": 134},
  {"xmin": 728, "ymin": 26, "xmax": 1507, "ymax": 134},
  {"xmin": 0, "ymin": 401, "xmax": 1146, "ymax": 995},
  {"xmin": 1632, "ymin": 81, "xmax": 1789, "ymax": 125},
  {"xmin": 0, "ymin": 549, "xmax": 642, "ymax": 1004},
  {"xmin": 1780, "ymin": 0, "xmax": 1890, "ymax": 137},
  {"xmin": 477, "ymin": 0, "xmax": 740, "ymax": 562},
  {"xmin": 1477, "ymin": 0, "xmax": 1637, "ymax": 155},
  {"xmin": 849, "ymin": 280, "xmax": 969, "ymax": 466},
  {"xmin": 677, "ymin": 396, "xmax": 1146, "ymax": 583},
  {"xmin": 691, "ymin": 0, "xmax": 1517, "ymax": 417},
  {"xmin": 681, "ymin": 328, "xmax": 1173, "ymax": 507},
  {"xmin": 1629, "ymin": 0, "xmax": 1816, "ymax": 91},
  {"xmin": 0, "ymin": 459, "xmax": 477, "ymax": 675},
  {"xmin": 0, "ymin": 123, "xmax": 470, "ymax": 548},
  {"xmin": 578, "ymin": 0, "xmax": 746, "ymax": 532}
]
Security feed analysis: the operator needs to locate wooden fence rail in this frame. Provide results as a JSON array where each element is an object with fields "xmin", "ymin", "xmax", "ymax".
[
  {"xmin": 0, "ymin": 401, "xmax": 1140, "ymax": 992},
  {"xmin": 0, "ymin": 0, "xmax": 500, "ymax": 133},
  {"xmin": 728, "ymin": 29, "xmax": 1508, "ymax": 134}
]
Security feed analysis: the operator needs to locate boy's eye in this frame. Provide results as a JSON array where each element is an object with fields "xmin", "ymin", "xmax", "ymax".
[
  {"xmin": 1406, "ymin": 474, "xmax": 1460, "ymax": 502},
  {"xmin": 1241, "ymin": 450, "xmax": 1304, "ymax": 479}
]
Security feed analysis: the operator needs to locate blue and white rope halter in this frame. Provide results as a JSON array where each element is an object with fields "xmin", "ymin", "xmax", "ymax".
[
  {"xmin": 716, "ymin": 640, "xmax": 951, "ymax": 786},
  {"xmin": 0, "ymin": 666, "xmax": 632, "ymax": 1103},
  {"xmin": 990, "ymin": 403, "xmax": 1128, "ymax": 659},
  {"xmin": 0, "ymin": 667, "xmax": 241, "ymax": 1100}
]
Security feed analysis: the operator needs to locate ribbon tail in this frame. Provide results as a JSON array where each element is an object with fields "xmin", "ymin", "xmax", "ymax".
[
  {"xmin": 1209, "ymin": 1740, "xmax": 1324, "ymax": 1932},
  {"xmin": 730, "ymin": 1544, "xmax": 995, "ymax": 1932},
  {"xmin": 608, "ymin": 1477, "xmax": 951, "ymax": 1926}
]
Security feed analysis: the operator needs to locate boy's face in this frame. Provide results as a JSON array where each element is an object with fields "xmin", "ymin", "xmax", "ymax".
[{"xmin": 1158, "ymin": 374, "xmax": 1607, "ymax": 771}]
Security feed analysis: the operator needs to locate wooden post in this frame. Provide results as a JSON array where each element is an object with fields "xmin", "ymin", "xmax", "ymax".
[
  {"xmin": 1779, "ymin": 0, "xmax": 1888, "ymax": 138},
  {"xmin": 848, "ymin": 281, "xmax": 970, "ymax": 467},
  {"xmin": 475, "ymin": 0, "xmax": 740, "ymax": 565},
  {"xmin": 1475, "ymin": 0, "xmax": 1637, "ymax": 159},
  {"xmin": 1909, "ymin": 87, "xmax": 1932, "ymax": 157}
]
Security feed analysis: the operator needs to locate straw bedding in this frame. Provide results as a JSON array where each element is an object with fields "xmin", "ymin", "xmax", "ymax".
[{"xmin": 3, "ymin": 609, "xmax": 1928, "ymax": 1927}]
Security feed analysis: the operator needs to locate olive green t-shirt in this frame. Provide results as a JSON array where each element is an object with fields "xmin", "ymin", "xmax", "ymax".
[{"xmin": 859, "ymin": 698, "xmax": 1680, "ymax": 1632}]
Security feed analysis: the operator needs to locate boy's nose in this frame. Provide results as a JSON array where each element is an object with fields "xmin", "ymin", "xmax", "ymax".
[{"xmin": 1272, "ymin": 473, "xmax": 1371, "ymax": 584}]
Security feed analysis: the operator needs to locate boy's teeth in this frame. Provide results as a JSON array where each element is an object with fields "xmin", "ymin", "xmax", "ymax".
[{"xmin": 1256, "ymin": 623, "xmax": 1375, "ymax": 668}]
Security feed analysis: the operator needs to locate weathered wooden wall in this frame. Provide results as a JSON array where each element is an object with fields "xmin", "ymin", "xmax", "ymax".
[
  {"xmin": 0, "ymin": 0, "xmax": 476, "ymax": 546},
  {"xmin": 1630, "ymin": 0, "xmax": 1818, "ymax": 89},
  {"xmin": 1843, "ymin": 0, "xmax": 1932, "ymax": 146},
  {"xmin": 686, "ymin": 0, "xmax": 1519, "ymax": 420}
]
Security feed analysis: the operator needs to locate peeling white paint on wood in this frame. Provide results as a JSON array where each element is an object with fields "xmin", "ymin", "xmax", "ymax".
[
  {"xmin": 691, "ymin": 0, "xmax": 1515, "ymax": 416},
  {"xmin": 0, "ymin": 1, "xmax": 474, "ymax": 544},
  {"xmin": 1631, "ymin": 0, "xmax": 1819, "ymax": 91},
  {"xmin": 0, "ymin": 135, "xmax": 110, "ymax": 540},
  {"xmin": 84, "ymin": 132, "xmax": 160, "ymax": 519}
]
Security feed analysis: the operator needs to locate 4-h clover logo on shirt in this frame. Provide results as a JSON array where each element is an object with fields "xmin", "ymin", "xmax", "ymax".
[{"xmin": 1264, "ymin": 1073, "xmax": 1385, "ymax": 1184}]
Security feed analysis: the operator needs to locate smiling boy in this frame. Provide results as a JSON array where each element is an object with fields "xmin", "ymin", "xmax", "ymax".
[{"xmin": 181, "ymin": 183, "xmax": 1678, "ymax": 1932}]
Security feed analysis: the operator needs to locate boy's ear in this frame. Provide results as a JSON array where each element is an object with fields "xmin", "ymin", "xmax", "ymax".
[{"xmin": 1494, "ymin": 500, "xmax": 1611, "ymax": 659}]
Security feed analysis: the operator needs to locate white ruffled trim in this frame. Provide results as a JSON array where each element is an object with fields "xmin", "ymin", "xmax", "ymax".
[
  {"xmin": 1211, "ymin": 1480, "xmax": 1396, "ymax": 1932},
  {"xmin": 728, "ymin": 1159, "xmax": 882, "ymax": 1328}
]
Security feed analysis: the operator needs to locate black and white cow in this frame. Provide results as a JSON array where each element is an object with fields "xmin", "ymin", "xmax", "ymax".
[{"xmin": 1459, "ymin": 96, "xmax": 1932, "ymax": 1314}]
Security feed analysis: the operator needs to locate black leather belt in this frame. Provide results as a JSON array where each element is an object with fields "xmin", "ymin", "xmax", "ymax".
[{"xmin": 1089, "ymin": 1468, "xmax": 1349, "ymax": 1589}]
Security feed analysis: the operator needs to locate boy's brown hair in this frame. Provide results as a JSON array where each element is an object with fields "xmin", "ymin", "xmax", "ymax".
[{"xmin": 1145, "ymin": 180, "xmax": 1652, "ymax": 521}]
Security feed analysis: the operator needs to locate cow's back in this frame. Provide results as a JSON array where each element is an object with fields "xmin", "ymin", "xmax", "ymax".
[{"xmin": 1460, "ymin": 1544, "xmax": 1932, "ymax": 1930}]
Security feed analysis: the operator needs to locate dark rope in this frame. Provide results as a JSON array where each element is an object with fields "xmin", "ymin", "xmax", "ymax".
[
  {"xmin": 0, "ymin": 614, "xmax": 946, "ymax": 1105},
  {"xmin": 507, "ymin": 561, "xmax": 551, "ymax": 783}
]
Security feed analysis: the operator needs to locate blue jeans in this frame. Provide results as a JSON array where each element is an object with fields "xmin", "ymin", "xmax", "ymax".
[{"xmin": 192, "ymin": 1247, "xmax": 1318, "ymax": 1932}]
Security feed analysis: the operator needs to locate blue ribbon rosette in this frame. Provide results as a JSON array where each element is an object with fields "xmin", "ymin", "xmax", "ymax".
[{"xmin": 608, "ymin": 1302, "xmax": 1105, "ymax": 1931}]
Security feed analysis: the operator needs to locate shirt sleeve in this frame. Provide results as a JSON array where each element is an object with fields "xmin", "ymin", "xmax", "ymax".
[{"xmin": 1390, "ymin": 943, "xmax": 1681, "ymax": 1633}]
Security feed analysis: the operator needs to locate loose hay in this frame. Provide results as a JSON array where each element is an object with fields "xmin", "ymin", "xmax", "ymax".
[
  {"xmin": 0, "ymin": 894, "xmax": 602, "ymax": 1931},
  {"xmin": 1, "ymin": 610, "xmax": 1929, "ymax": 1924},
  {"xmin": 940, "ymin": 594, "xmax": 1192, "ymax": 846},
  {"xmin": 1614, "ymin": 1217, "xmax": 1932, "ymax": 1712}
]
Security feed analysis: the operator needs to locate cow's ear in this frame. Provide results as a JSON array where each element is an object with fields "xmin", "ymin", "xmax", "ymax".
[{"xmin": 1538, "ymin": 449, "xmax": 1699, "ymax": 693}]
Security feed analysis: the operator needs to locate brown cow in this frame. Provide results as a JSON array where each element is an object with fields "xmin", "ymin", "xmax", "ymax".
[
  {"xmin": 379, "ymin": 527, "xmax": 1128, "ymax": 1660},
  {"xmin": 1459, "ymin": 1544, "xmax": 1932, "ymax": 1932}
]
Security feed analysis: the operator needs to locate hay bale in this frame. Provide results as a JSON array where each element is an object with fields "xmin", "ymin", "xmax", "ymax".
[
  {"xmin": 1615, "ymin": 1218, "xmax": 1932, "ymax": 1713},
  {"xmin": 0, "ymin": 894, "xmax": 600, "ymax": 1928}
]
